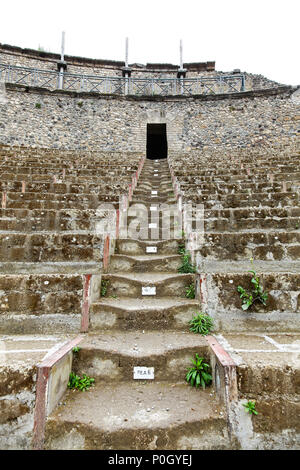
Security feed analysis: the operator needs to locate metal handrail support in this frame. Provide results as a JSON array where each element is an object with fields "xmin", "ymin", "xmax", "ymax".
[{"xmin": 0, "ymin": 63, "xmax": 247, "ymax": 96}]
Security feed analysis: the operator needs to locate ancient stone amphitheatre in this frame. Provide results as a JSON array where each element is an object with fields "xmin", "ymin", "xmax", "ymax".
[{"xmin": 0, "ymin": 43, "xmax": 299, "ymax": 450}]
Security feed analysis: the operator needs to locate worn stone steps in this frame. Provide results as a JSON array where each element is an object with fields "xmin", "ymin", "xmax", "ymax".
[
  {"xmin": 193, "ymin": 230, "xmax": 300, "ymax": 261},
  {"xmin": 0, "ymin": 208, "xmax": 120, "ymax": 233},
  {"xmin": 108, "ymin": 254, "xmax": 182, "ymax": 273},
  {"xmin": 185, "ymin": 192, "xmax": 300, "ymax": 209},
  {"xmin": 44, "ymin": 382, "xmax": 229, "ymax": 450},
  {"xmin": 89, "ymin": 297, "xmax": 199, "ymax": 331},
  {"xmin": 173, "ymin": 172, "xmax": 300, "ymax": 184},
  {"xmin": 0, "ymin": 261, "xmax": 101, "ymax": 274},
  {"xmin": 71, "ymin": 331, "xmax": 209, "ymax": 382},
  {"xmin": 116, "ymin": 238, "xmax": 180, "ymax": 256},
  {"xmin": 100, "ymin": 272, "xmax": 195, "ymax": 299},
  {"xmin": 2, "ymin": 195, "xmax": 119, "ymax": 210},
  {"xmin": 0, "ymin": 232, "xmax": 104, "ymax": 262},
  {"xmin": 50, "ymin": 158, "xmax": 226, "ymax": 451}
]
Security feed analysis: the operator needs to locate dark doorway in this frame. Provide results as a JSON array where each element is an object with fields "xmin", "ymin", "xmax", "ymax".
[{"xmin": 146, "ymin": 124, "xmax": 168, "ymax": 160}]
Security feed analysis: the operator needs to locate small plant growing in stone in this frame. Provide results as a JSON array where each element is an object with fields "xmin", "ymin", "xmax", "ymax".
[
  {"xmin": 186, "ymin": 354, "xmax": 212, "ymax": 389},
  {"xmin": 237, "ymin": 270, "xmax": 268, "ymax": 311},
  {"xmin": 68, "ymin": 372, "xmax": 95, "ymax": 391},
  {"xmin": 77, "ymin": 101, "xmax": 83, "ymax": 108},
  {"xmin": 185, "ymin": 283, "xmax": 195, "ymax": 299},
  {"xmin": 177, "ymin": 242, "xmax": 185, "ymax": 255},
  {"xmin": 189, "ymin": 313, "xmax": 214, "ymax": 336},
  {"xmin": 178, "ymin": 252, "xmax": 196, "ymax": 274},
  {"xmin": 72, "ymin": 346, "xmax": 81, "ymax": 353},
  {"xmin": 100, "ymin": 279, "xmax": 109, "ymax": 297},
  {"xmin": 35, "ymin": 103, "xmax": 41, "ymax": 109},
  {"xmin": 243, "ymin": 400, "xmax": 258, "ymax": 415}
]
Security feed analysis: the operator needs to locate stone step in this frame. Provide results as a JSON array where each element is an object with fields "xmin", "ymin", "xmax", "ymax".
[
  {"xmin": 173, "ymin": 168, "xmax": 300, "ymax": 178},
  {"xmin": 128, "ymin": 201, "xmax": 178, "ymax": 210},
  {"xmin": 133, "ymin": 189, "xmax": 174, "ymax": 198},
  {"xmin": 200, "ymin": 217, "xmax": 300, "ymax": 232},
  {"xmin": 194, "ymin": 231, "xmax": 300, "ymax": 261},
  {"xmin": 0, "ymin": 180, "xmax": 133, "ymax": 193},
  {"xmin": 125, "ymin": 228, "xmax": 178, "ymax": 241},
  {"xmin": 0, "ymin": 273, "xmax": 83, "ymax": 334},
  {"xmin": 44, "ymin": 382, "xmax": 229, "ymax": 450},
  {"xmin": 130, "ymin": 196, "xmax": 176, "ymax": 204},
  {"xmin": 0, "ymin": 261, "xmax": 100, "ymax": 275},
  {"xmin": 100, "ymin": 273, "xmax": 195, "ymax": 299},
  {"xmin": 71, "ymin": 331, "xmax": 209, "ymax": 382},
  {"xmin": 200, "ymin": 272, "xmax": 300, "ymax": 332},
  {"xmin": 90, "ymin": 297, "xmax": 200, "ymax": 330},
  {"xmin": 2, "ymin": 193, "xmax": 118, "ymax": 210},
  {"xmin": 116, "ymin": 238, "xmax": 180, "ymax": 256},
  {"xmin": 108, "ymin": 254, "xmax": 182, "ymax": 273},
  {"xmin": 0, "ymin": 232, "xmax": 104, "ymax": 262},
  {"xmin": 179, "ymin": 181, "xmax": 297, "ymax": 192},
  {"xmin": 173, "ymin": 172, "xmax": 300, "ymax": 183},
  {"xmin": 182, "ymin": 192, "xmax": 299, "ymax": 208}
]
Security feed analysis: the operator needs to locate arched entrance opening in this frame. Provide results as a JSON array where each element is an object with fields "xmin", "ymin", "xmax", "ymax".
[{"xmin": 146, "ymin": 124, "xmax": 168, "ymax": 160}]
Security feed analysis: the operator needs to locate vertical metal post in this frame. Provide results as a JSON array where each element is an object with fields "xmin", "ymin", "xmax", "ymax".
[
  {"xmin": 125, "ymin": 37, "xmax": 129, "ymax": 68},
  {"xmin": 180, "ymin": 39, "xmax": 183, "ymax": 70},
  {"xmin": 177, "ymin": 39, "xmax": 186, "ymax": 95},
  {"xmin": 180, "ymin": 40, "xmax": 183, "ymax": 95},
  {"xmin": 61, "ymin": 31, "xmax": 65, "ymax": 62},
  {"xmin": 58, "ymin": 31, "xmax": 65, "ymax": 90},
  {"xmin": 124, "ymin": 37, "xmax": 129, "ymax": 95},
  {"xmin": 241, "ymin": 75, "xmax": 245, "ymax": 92}
]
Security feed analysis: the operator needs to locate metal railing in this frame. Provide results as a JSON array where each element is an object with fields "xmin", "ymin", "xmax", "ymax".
[{"xmin": 0, "ymin": 63, "xmax": 246, "ymax": 96}]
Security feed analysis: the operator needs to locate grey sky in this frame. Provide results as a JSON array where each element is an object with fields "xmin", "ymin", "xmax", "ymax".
[{"xmin": 1, "ymin": 0, "xmax": 299, "ymax": 85}]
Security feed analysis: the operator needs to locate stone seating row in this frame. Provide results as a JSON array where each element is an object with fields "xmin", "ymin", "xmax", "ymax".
[
  {"xmin": 0, "ymin": 180, "xmax": 132, "ymax": 193},
  {"xmin": 0, "ymin": 231, "xmax": 298, "ymax": 263},
  {"xmin": 168, "ymin": 146, "xmax": 300, "ymax": 332},
  {"xmin": 1, "ymin": 191, "xmax": 120, "ymax": 210},
  {"xmin": 0, "ymin": 208, "xmax": 115, "ymax": 232},
  {"xmin": 0, "ymin": 146, "xmax": 143, "ymax": 334}
]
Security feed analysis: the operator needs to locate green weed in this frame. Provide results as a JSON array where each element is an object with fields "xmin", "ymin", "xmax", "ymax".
[
  {"xmin": 186, "ymin": 354, "xmax": 212, "ymax": 389},
  {"xmin": 243, "ymin": 400, "xmax": 258, "ymax": 415},
  {"xmin": 68, "ymin": 372, "xmax": 95, "ymax": 391},
  {"xmin": 185, "ymin": 283, "xmax": 195, "ymax": 299},
  {"xmin": 237, "ymin": 270, "xmax": 268, "ymax": 311},
  {"xmin": 100, "ymin": 279, "xmax": 109, "ymax": 297},
  {"xmin": 189, "ymin": 313, "xmax": 214, "ymax": 336},
  {"xmin": 178, "ymin": 252, "xmax": 196, "ymax": 274}
]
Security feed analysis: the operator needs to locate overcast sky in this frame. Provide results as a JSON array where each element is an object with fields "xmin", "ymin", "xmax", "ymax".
[{"xmin": 1, "ymin": 0, "xmax": 299, "ymax": 85}]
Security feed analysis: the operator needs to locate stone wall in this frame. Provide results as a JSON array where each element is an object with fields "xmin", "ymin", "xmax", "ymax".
[{"xmin": 0, "ymin": 82, "xmax": 299, "ymax": 154}]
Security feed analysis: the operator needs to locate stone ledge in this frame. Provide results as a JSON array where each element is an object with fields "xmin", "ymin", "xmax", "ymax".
[{"xmin": 4, "ymin": 82, "xmax": 295, "ymax": 102}]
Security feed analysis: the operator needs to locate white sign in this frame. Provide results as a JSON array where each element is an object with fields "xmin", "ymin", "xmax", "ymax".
[
  {"xmin": 151, "ymin": 191, "xmax": 157, "ymax": 195},
  {"xmin": 150, "ymin": 206, "xmax": 157, "ymax": 211},
  {"xmin": 146, "ymin": 246, "xmax": 157, "ymax": 253},
  {"xmin": 142, "ymin": 286, "xmax": 156, "ymax": 295},
  {"xmin": 134, "ymin": 367, "xmax": 154, "ymax": 379},
  {"xmin": 149, "ymin": 223, "xmax": 157, "ymax": 228}
]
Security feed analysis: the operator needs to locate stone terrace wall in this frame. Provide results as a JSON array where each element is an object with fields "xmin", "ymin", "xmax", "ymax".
[{"xmin": 0, "ymin": 83, "xmax": 299, "ymax": 154}]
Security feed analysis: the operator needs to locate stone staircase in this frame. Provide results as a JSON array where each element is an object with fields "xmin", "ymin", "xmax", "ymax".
[{"xmin": 44, "ymin": 158, "xmax": 231, "ymax": 450}]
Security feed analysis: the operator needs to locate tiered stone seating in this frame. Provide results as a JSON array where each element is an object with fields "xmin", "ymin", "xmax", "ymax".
[
  {"xmin": 0, "ymin": 145, "xmax": 142, "ymax": 334},
  {"xmin": 168, "ymin": 143, "xmax": 300, "ymax": 332}
]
